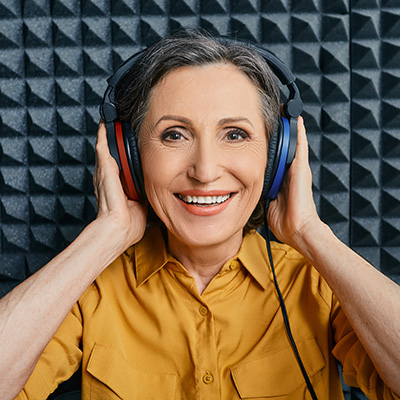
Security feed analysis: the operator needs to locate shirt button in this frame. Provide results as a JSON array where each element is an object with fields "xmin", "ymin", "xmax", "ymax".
[
  {"xmin": 230, "ymin": 260, "xmax": 240, "ymax": 270},
  {"xmin": 199, "ymin": 306, "xmax": 209, "ymax": 316},
  {"xmin": 203, "ymin": 372, "xmax": 214, "ymax": 384}
]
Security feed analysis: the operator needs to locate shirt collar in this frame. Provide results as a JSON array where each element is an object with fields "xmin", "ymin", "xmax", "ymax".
[
  {"xmin": 236, "ymin": 230, "xmax": 270, "ymax": 290},
  {"xmin": 134, "ymin": 225, "xmax": 175, "ymax": 287},
  {"xmin": 134, "ymin": 225, "xmax": 270, "ymax": 290}
]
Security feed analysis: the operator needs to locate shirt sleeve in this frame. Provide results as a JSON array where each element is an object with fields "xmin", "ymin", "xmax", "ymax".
[
  {"xmin": 331, "ymin": 297, "xmax": 400, "ymax": 400},
  {"xmin": 14, "ymin": 302, "xmax": 83, "ymax": 400}
]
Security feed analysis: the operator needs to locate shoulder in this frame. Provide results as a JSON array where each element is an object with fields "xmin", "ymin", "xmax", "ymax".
[
  {"xmin": 267, "ymin": 238, "xmax": 334, "ymax": 310},
  {"xmin": 78, "ymin": 247, "xmax": 135, "ymax": 310},
  {"xmin": 78, "ymin": 224, "xmax": 168, "ymax": 310},
  {"xmin": 270, "ymin": 240, "xmax": 306, "ymax": 262}
]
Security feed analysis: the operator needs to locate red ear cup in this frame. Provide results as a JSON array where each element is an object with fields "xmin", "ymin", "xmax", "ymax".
[{"xmin": 115, "ymin": 121, "xmax": 140, "ymax": 201}]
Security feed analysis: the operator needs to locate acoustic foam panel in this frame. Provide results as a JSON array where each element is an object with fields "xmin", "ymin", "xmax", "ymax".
[{"xmin": 1, "ymin": 1, "xmax": 399, "ymax": 399}]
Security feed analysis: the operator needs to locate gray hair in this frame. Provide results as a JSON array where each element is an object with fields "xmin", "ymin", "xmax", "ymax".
[{"xmin": 115, "ymin": 31, "xmax": 280, "ymax": 140}]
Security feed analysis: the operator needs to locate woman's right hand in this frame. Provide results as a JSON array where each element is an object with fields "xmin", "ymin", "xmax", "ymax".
[
  {"xmin": 0, "ymin": 123, "xmax": 147, "ymax": 399},
  {"xmin": 93, "ymin": 122, "xmax": 147, "ymax": 250}
]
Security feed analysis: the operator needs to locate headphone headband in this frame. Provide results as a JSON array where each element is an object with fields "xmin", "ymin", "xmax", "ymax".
[
  {"xmin": 100, "ymin": 38, "xmax": 303, "ymax": 121},
  {"xmin": 107, "ymin": 49, "xmax": 146, "ymax": 89},
  {"xmin": 99, "ymin": 36, "xmax": 303, "ymax": 201},
  {"xmin": 216, "ymin": 36, "xmax": 303, "ymax": 119}
]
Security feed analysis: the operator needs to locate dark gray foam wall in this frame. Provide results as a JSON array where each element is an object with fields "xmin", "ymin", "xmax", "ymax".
[{"xmin": 1, "ymin": 2, "xmax": 400, "ymax": 398}]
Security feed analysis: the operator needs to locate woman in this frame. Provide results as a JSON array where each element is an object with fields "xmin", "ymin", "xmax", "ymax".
[{"xmin": 1, "ymin": 32, "xmax": 400, "ymax": 400}]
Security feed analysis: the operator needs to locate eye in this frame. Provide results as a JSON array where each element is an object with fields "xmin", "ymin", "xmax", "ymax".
[
  {"xmin": 226, "ymin": 128, "xmax": 249, "ymax": 141},
  {"xmin": 162, "ymin": 129, "xmax": 185, "ymax": 142}
]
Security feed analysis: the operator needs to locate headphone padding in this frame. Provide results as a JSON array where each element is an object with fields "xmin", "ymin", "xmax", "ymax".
[
  {"xmin": 114, "ymin": 121, "xmax": 139, "ymax": 201},
  {"xmin": 122, "ymin": 121, "xmax": 145, "ymax": 200},
  {"xmin": 263, "ymin": 119, "xmax": 281, "ymax": 198}
]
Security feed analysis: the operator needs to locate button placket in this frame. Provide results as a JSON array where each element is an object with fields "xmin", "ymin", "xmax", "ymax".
[{"xmin": 194, "ymin": 298, "xmax": 219, "ymax": 398}]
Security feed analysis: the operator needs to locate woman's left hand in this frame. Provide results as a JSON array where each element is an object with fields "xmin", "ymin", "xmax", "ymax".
[
  {"xmin": 268, "ymin": 119, "xmax": 400, "ymax": 396},
  {"xmin": 266, "ymin": 116, "xmax": 322, "ymax": 252}
]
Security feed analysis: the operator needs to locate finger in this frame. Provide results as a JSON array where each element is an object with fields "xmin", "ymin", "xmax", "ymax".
[
  {"xmin": 95, "ymin": 122, "xmax": 120, "ymax": 178},
  {"xmin": 96, "ymin": 122, "xmax": 118, "ymax": 170},
  {"xmin": 297, "ymin": 116, "xmax": 307, "ymax": 143},
  {"xmin": 95, "ymin": 122, "xmax": 109, "ymax": 154},
  {"xmin": 94, "ymin": 123, "xmax": 104, "ymax": 192},
  {"xmin": 293, "ymin": 116, "xmax": 309, "ymax": 164},
  {"xmin": 94, "ymin": 123, "xmax": 113, "ymax": 210}
]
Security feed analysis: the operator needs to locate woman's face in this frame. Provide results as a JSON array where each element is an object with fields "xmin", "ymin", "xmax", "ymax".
[{"xmin": 139, "ymin": 63, "xmax": 268, "ymax": 249}]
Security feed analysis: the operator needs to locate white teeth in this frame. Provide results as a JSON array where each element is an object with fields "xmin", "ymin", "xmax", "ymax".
[{"xmin": 178, "ymin": 194, "xmax": 231, "ymax": 205}]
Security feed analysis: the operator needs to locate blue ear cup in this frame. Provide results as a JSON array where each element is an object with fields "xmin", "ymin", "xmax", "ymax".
[{"xmin": 264, "ymin": 116, "xmax": 292, "ymax": 200}]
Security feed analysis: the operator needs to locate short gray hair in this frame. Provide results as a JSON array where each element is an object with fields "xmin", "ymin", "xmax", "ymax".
[{"xmin": 115, "ymin": 30, "xmax": 280, "ymax": 140}]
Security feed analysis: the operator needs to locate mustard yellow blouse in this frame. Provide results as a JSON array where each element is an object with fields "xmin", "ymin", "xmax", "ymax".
[{"xmin": 17, "ymin": 226, "xmax": 399, "ymax": 399}]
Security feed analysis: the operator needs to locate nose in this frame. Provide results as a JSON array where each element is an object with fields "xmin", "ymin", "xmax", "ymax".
[{"xmin": 187, "ymin": 138, "xmax": 223, "ymax": 184}]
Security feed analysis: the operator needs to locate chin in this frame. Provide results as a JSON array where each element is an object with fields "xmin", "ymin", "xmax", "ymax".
[
  {"xmin": 151, "ymin": 194, "xmax": 254, "ymax": 249},
  {"xmin": 166, "ymin": 217, "xmax": 245, "ymax": 249}
]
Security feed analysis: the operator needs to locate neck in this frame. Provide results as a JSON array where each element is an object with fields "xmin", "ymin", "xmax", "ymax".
[{"xmin": 167, "ymin": 231, "xmax": 243, "ymax": 295}]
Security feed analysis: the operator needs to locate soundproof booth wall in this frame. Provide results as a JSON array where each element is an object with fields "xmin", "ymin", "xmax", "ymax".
[{"xmin": 0, "ymin": 1, "xmax": 399, "ymax": 399}]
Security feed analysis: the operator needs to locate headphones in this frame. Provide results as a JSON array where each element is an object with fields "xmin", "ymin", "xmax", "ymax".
[{"xmin": 99, "ymin": 37, "xmax": 303, "ymax": 202}]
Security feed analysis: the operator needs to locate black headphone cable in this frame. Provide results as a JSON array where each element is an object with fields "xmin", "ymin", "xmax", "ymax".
[{"xmin": 264, "ymin": 199, "xmax": 318, "ymax": 400}]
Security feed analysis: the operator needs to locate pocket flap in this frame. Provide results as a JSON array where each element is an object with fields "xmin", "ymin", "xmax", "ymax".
[
  {"xmin": 231, "ymin": 337, "xmax": 325, "ymax": 398},
  {"xmin": 87, "ymin": 344, "xmax": 177, "ymax": 399}
]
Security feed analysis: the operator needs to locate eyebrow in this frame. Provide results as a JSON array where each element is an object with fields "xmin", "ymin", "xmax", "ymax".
[
  {"xmin": 155, "ymin": 115, "xmax": 192, "ymax": 126},
  {"xmin": 217, "ymin": 117, "xmax": 254, "ymax": 129},
  {"xmin": 155, "ymin": 115, "xmax": 254, "ymax": 128}
]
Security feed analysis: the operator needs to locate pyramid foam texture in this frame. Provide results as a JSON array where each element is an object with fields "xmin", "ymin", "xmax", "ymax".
[{"xmin": 1, "ymin": 2, "xmax": 400, "ymax": 398}]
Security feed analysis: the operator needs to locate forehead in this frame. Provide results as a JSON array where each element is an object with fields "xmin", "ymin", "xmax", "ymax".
[{"xmin": 146, "ymin": 63, "xmax": 264, "ymax": 122}]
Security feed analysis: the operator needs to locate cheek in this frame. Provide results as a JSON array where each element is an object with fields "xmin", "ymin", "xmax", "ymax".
[
  {"xmin": 236, "ymin": 145, "xmax": 268, "ymax": 192},
  {"xmin": 141, "ymin": 148, "xmax": 166, "ymax": 192},
  {"xmin": 140, "ymin": 143, "xmax": 181, "ymax": 208}
]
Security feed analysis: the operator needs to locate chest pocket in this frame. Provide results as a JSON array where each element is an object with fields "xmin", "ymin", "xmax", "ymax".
[
  {"xmin": 230, "ymin": 337, "xmax": 325, "ymax": 399},
  {"xmin": 86, "ymin": 344, "xmax": 178, "ymax": 400}
]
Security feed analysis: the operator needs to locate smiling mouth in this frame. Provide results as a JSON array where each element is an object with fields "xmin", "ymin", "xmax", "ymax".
[{"xmin": 176, "ymin": 193, "xmax": 233, "ymax": 206}]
